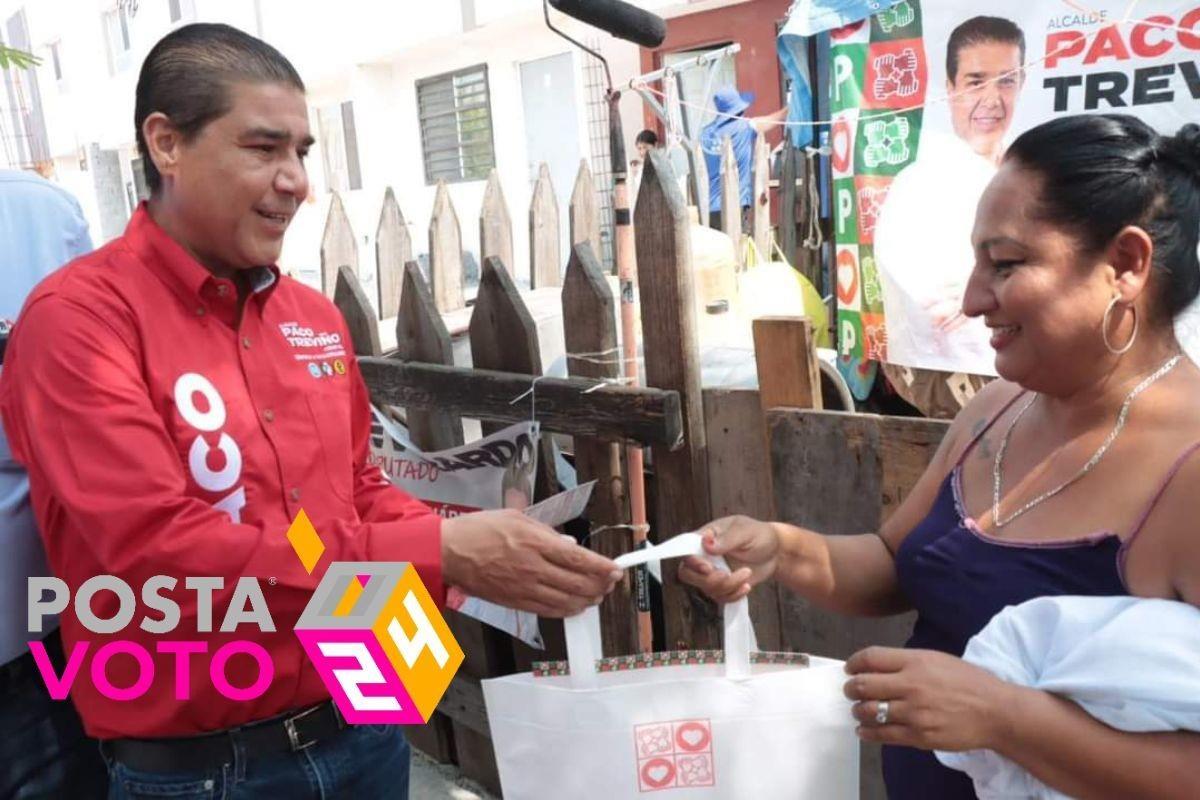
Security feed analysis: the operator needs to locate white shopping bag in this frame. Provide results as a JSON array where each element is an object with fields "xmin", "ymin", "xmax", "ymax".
[{"xmin": 482, "ymin": 534, "xmax": 859, "ymax": 799}]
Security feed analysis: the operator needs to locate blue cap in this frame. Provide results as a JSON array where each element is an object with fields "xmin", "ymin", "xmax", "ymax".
[{"xmin": 712, "ymin": 86, "xmax": 754, "ymax": 116}]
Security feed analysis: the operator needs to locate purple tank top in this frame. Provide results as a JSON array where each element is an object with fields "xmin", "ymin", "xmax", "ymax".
[{"xmin": 884, "ymin": 393, "xmax": 1198, "ymax": 799}]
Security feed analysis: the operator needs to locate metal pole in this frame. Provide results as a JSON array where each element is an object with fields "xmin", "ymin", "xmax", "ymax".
[
  {"xmin": 545, "ymin": 1, "xmax": 652, "ymax": 653},
  {"xmin": 606, "ymin": 90, "xmax": 652, "ymax": 655},
  {"xmin": 626, "ymin": 43, "xmax": 740, "ymax": 89}
]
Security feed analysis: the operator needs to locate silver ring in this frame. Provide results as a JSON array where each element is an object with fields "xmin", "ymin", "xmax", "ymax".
[{"xmin": 875, "ymin": 700, "xmax": 890, "ymax": 725}]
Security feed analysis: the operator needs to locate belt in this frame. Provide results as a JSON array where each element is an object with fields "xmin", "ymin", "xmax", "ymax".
[{"xmin": 106, "ymin": 701, "xmax": 346, "ymax": 773}]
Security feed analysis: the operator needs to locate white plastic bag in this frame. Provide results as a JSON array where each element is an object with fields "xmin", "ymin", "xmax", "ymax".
[{"xmin": 482, "ymin": 534, "xmax": 859, "ymax": 799}]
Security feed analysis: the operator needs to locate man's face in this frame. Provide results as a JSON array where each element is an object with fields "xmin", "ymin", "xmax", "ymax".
[
  {"xmin": 166, "ymin": 81, "xmax": 312, "ymax": 275},
  {"xmin": 636, "ymin": 141, "xmax": 653, "ymax": 159},
  {"xmin": 947, "ymin": 41, "xmax": 1023, "ymax": 162}
]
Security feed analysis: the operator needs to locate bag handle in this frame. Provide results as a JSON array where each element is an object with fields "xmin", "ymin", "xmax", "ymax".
[{"xmin": 564, "ymin": 533, "xmax": 756, "ymax": 687}]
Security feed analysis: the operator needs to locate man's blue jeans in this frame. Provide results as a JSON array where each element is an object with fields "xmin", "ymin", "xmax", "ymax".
[
  {"xmin": 0, "ymin": 631, "xmax": 107, "ymax": 799},
  {"xmin": 104, "ymin": 722, "xmax": 411, "ymax": 799}
]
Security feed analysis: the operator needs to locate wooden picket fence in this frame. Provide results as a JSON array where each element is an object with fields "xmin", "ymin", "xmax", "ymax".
[{"xmin": 322, "ymin": 154, "xmax": 937, "ymax": 799}]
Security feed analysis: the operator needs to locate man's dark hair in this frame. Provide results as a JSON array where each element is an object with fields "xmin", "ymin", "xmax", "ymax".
[
  {"xmin": 946, "ymin": 16, "xmax": 1025, "ymax": 83},
  {"xmin": 1007, "ymin": 115, "xmax": 1200, "ymax": 319},
  {"xmin": 635, "ymin": 129, "xmax": 659, "ymax": 147},
  {"xmin": 135, "ymin": 23, "xmax": 305, "ymax": 193}
]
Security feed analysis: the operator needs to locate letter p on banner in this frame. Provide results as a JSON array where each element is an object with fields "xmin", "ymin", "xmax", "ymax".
[{"xmin": 295, "ymin": 562, "xmax": 463, "ymax": 724}]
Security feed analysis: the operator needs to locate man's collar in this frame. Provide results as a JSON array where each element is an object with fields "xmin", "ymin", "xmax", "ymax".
[{"xmin": 125, "ymin": 203, "xmax": 281, "ymax": 306}]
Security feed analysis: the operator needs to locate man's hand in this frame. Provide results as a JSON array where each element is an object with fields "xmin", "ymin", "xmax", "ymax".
[{"xmin": 441, "ymin": 509, "xmax": 623, "ymax": 617}]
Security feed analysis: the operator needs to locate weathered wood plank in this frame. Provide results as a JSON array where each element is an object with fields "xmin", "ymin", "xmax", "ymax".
[
  {"xmin": 753, "ymin": 317, "xmax": 823, "ymax": 411},
  {"xmin": 744, "ymin": 316, "xmax": 826, "ymax": 658},
  {"xmin": 479, "ymin": 169, "xmax": 514, "ymax": 278},
  {"xmin": 320, "ymin": 191, "xmax": 358, "ymax": 298},
  {"xmin": 375, "ymin": 187, "xmax": 410, "ymax": 320},
  {"xmin": 436, "ymin": 674, "xmax": 489, "ymax": 738},
  {"xmin": 720, "ymin": 137, "xmax": 742, "ymax": 268},
  {"xmin": 563, "ymin": 241, "xmax": 636, "ymax": 656},
  {"xmin": 529, "ymin": 163, "xmax": 561, "ymax": 288},
  {"xmin": 769, "ymin": 409, "xmax": 948, "ymax": 800},
  {"xmin": 779, "ymin": 145, "xmax": 797, "ymax": 266},
  {"xmin": 692, "ymin": 141, "xmax": 710, "ymax": 227},
  {"xmin": 454, "ymin": 726, "xmax": 502, "ymax": 798},
  {"xmin": 703, "ymin": 388, "xmax": 782, "ymax": 651},
  {"xmin": 334, "ymin": 266, "xmax": 381, "ymax": 357},
  {"xmin": 469, "ymin": 254, "xmax": 562, "ymax": 671},
  {"xmin": 466, "ymin": 254, "xmax": 560, "ymax": 497},
  {"xmin": 359, "ymin": 360, "xmax": 682, "ymax": 446},
  {"xmin": 429, "ymin": 180, "xmax": 466, "ymax": 312},
  {"xmin": 390, "ymin": 259, "xmax": 463, "ymax": 766},
  {"xmin": 635, "ymin": 150, "xmax": 717, "ymax": 650},
  {"xmin": 569, "ymin": 159, "xmax": 601, "ymax": 256},
  {"xmin": 394, "ymin": 261, "xmax": 463, "ymax": 449},
  {"xmin": 753, "ymin": 134, "xmax": 771, "ymax": 260}
]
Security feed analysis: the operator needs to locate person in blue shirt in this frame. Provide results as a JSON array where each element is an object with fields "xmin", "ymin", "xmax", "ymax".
[
  {"xmin": 700, "ymin": 87, "xmax": 786, "ymax": 231},
  {"xmin": 0, "ymin": 168, "xmax": 105, "ymax": 798}
]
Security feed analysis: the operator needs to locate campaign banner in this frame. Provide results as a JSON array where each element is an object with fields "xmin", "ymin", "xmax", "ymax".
[
  {"xmin": 368, "ymin": 409, "xmax": 544, "ymax": 647},
  {"xmin": 369, "ymin": 409, "xmax": 539, "ymax": 515},
  {"xmin": 831, "ymin": 0, "xmax": 1200, "ymax": 376}
]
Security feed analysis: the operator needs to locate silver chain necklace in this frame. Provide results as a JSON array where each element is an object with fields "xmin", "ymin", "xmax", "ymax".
[{"xmin": 992, "ymin": 354, "xmax": 1183, "ymax": 528}]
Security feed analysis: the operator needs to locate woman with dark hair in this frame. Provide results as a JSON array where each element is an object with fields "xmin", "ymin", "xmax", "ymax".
[{"xmin": 681, "ymin": 114, "xmax": 1200, "ymax": 799}]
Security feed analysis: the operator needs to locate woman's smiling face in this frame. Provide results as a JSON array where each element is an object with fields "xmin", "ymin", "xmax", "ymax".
[{"xmin": 963, "ymin": 161, "xmax": 1121, "ymax": 389}]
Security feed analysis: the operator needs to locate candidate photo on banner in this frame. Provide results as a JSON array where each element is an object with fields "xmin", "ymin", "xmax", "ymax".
[{"xmin": 843, "ymin": 0, "xmax": 1200, "ymax": 375}]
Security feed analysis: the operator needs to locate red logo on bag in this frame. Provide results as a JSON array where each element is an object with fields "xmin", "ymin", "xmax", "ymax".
[{"xmin": 634, "ymin": 719, "xmax": 715, "ymax": 791}]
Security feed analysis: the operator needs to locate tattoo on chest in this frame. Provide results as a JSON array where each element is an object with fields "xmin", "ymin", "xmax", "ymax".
[
  {"xmin": 969, "ymin": 418, "xmax": 993, "ymax": 460},
  {"xmin": 976, "ymin": 435, "xmax": 993, "ymax": 460}
]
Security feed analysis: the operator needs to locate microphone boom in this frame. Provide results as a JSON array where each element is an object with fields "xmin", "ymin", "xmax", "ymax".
[{"xmin": 548, "ymin": 0, "xmax": 667, "ymax": 48}]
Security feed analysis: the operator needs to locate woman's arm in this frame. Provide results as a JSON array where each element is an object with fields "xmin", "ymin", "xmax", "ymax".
[
  {"xmin": 847, "ymin": 637, "xmax": 1200, "ymax": 800},
  {"xmin": 773, "ymin": 527, "xmax": 909, "ymax": 616},
  {"xmin": 749, "ymin": 107, "xmax": 788, "ymax": 135},
  {"xmin": 995, "ymin": 685, "xmax": 1199, "ymax": 800},
  {"xmin": 682, "ymin": 379, "xmax": 1021, "ymax": 614}
]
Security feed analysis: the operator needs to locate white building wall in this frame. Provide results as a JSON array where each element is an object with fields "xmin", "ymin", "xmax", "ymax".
[{"xmin": 4, "ymin": 0, "xmax": 700, "ymax": 295}]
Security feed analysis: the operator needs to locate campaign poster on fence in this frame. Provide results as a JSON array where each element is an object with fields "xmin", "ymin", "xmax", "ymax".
[
  {"xmin": 368, "ymin": 410, "xmax": 544, "ymax": 648},
  {"xmin": 831, "ymin": 0, "xmax": 1200, "ymax": 377}
]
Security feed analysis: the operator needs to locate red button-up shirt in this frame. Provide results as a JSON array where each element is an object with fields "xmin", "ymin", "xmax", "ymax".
[{"xmin": 0, "ymin": 205, "xmax": 443, "ymax": 738}]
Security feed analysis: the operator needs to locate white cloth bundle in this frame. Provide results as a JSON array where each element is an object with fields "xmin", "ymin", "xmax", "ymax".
[{"xmin": 937, "ymin": 595, "xmax": 1200, "ymax": 799}]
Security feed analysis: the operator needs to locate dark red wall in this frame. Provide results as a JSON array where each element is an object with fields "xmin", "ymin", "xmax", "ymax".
[{"xmin": 640, "ymin": 0, "xmax": 793, "ymax": 148}]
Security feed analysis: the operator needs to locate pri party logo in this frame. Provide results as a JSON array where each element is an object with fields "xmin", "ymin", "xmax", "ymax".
[
  {"xmin": 871, "ymin": 48, "xmax": 921, "ymax": 101},
  {"xmin": 876, "ymin": 1, "xmax": 915, "ymax": 34},
  {"xmin": 861, "ymin": 118, "xmax": 911, "ymax": 169},
  {"xmin": 286, "ymin": 511, "xmax": 464, "ymax": 724}
]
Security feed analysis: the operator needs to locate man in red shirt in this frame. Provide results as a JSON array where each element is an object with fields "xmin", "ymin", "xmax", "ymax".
[{"xmin": 0, "ymin": 23, "xmax": 621, "ymax": 797}]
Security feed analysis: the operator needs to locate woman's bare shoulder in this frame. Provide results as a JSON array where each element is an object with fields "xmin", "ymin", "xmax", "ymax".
[{"xmin": 939, "ymin": 378, "xmax": 1025, "ymax": 461}]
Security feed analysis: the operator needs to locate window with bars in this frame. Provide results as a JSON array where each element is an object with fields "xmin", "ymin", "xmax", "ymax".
[
  {"xmin": 131, "ymin": 157, "xmax": 150, "ymax": 202},
  {"xmin": 316, "ymin": 100, "xmax": 363, "ymax": 193},
  {"xmin": 416, "ymin": 65, "xmax": 495, "ymax": 184},
  {"xmin": 103, "ymin": 6, "xmax": 133, "ymax": 74},
  {"xmin": 48, "ymin": 41, "xmax": 62, "ymax": 81},
  {"xmin": 169, "ymin": 0, "xmax": 196, "ymax": 24}
]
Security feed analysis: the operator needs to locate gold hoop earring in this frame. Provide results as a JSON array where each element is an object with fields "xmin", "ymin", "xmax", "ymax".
[{"xmin": 1102, "ymin": 295, "xmax": 1138, "ymax": 355}]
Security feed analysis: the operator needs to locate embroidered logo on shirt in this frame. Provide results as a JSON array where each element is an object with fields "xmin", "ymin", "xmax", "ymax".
[{"xmin": 278, "ymin": 322, "xmax": 348, "ymax": 374}]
